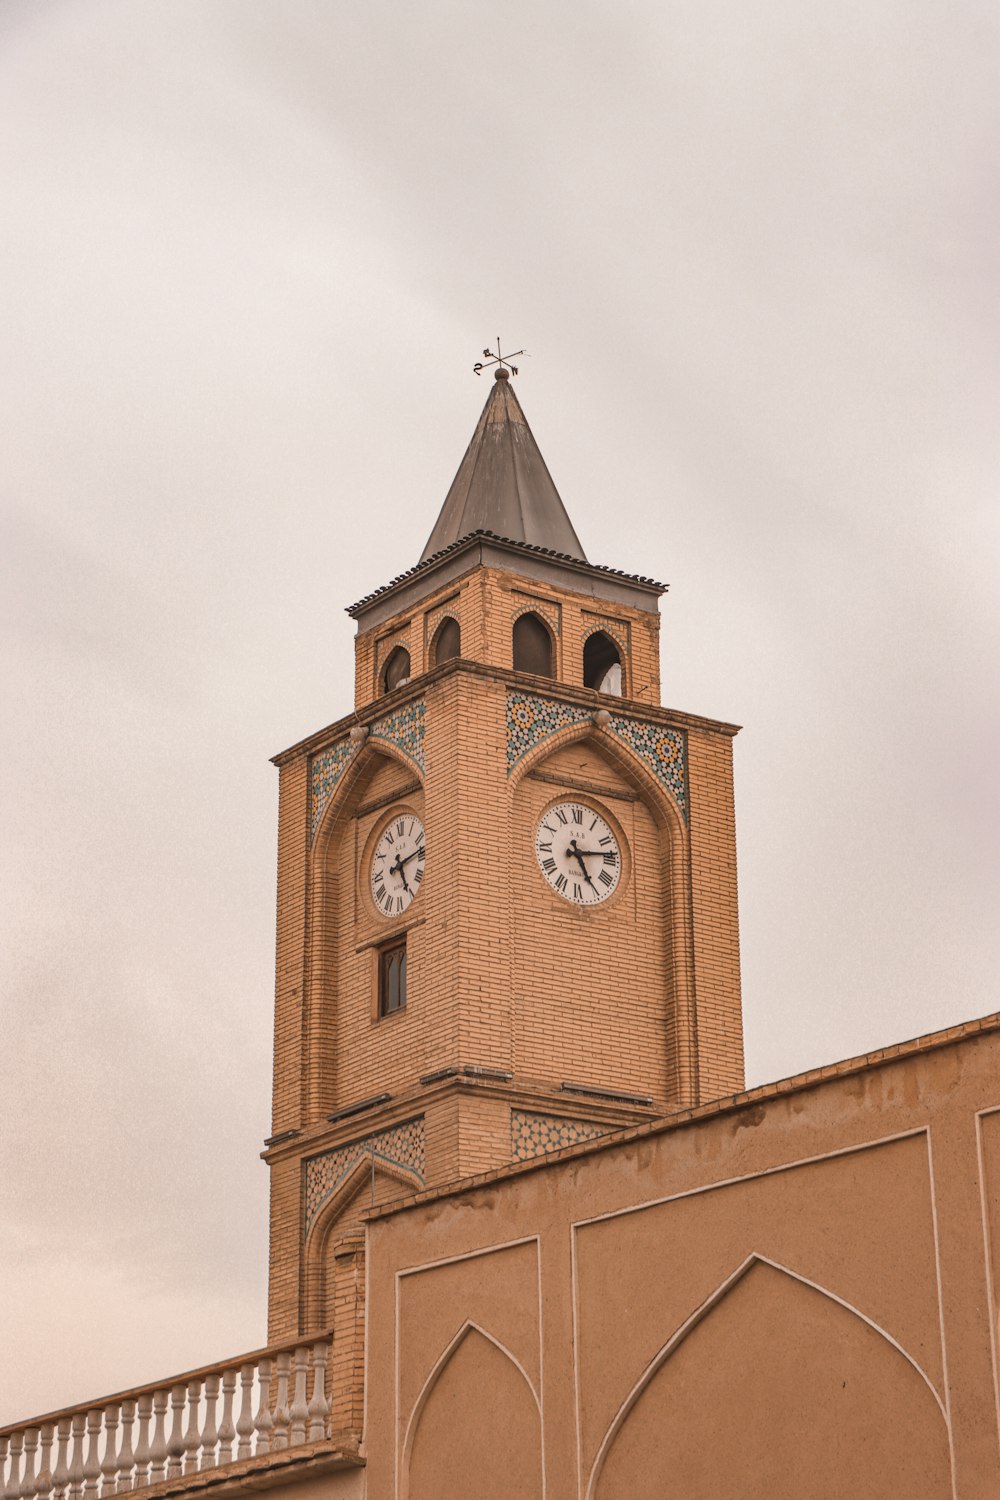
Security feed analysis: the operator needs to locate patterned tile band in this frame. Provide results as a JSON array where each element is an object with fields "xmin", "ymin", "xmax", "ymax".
[
  {"xmin": 304, "ymin": 1117, "xmax": 425, "ymax": 1235},
  {"xmin": 506, "ymin": 693, "xmax": 592, "ymax": 772},
  {"xmin": 609, "ymin": 714, "xmax": 687, "ymax": 817},
  {"xmin": 510, "ymin": 1110, "xmax": 612, "ymax": 1161},
  {"xmin": 310, "ymin": 698, "xmax": 425, "ymax": 843},
  {"xmin": 370, "ymin": 698, "xmax": 426, "ymax": 775},
  {"xmin": 505, "ymin": 691, "xmax": 688, "ymax": 818}
]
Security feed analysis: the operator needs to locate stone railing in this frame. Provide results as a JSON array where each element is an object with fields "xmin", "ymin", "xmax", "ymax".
[{"xmin": 0, "ymin": 1334, "xmax": 333, "ymax": 1500}]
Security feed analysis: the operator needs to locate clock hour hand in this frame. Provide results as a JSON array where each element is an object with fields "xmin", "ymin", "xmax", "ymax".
[
  {"xmin": 567, "ymin": 839, "xmax": 598, "ymax": 889},
  {"xmin": 388, "ymin": 854, "xmax": 411, "ymax": 893}
]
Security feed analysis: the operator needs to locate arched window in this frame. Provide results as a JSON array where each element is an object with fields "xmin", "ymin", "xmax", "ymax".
[
  {"xmin": 431, "ymin": 616, "xmax": 461, "ymax": 666},
  {"xmin": 512, "ymin": 612, "xmax": 554, "ymax": 678},
  {"xmin": 583, "ymin": 631, "xmax": 623, "ymax": 696},
  {"xmin": 381, "ymin": 646, "xmax": 411, "ymax": 694}
]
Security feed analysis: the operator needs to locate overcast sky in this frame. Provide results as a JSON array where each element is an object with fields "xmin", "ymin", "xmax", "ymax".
[{"xmin": 2, "ymin": 0, "xmax": 998, "ymax": 1422}]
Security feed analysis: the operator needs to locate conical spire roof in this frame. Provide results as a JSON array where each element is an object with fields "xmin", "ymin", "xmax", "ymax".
[{"xmin": 420, "ymin": 370, "xmax": 587, "ymax": 563}]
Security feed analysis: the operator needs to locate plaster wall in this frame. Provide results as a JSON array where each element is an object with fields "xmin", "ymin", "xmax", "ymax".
[{"xmin": 363, "ymin": 1018, "xmax": 1000, "ymax": 1500}]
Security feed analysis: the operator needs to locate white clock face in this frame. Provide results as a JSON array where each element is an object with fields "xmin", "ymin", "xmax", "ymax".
[
  {"xmin": 370, "ymin": 812, "xmax": 425, "ymax": 919},
  {"xmin": 534, "ymin": 802, "xmax": 621, "ymax": 906}
]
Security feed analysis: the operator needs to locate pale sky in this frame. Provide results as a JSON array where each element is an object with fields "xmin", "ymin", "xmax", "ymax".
[{"xmin": 1, "ymin": 0, "xmax": 997, "ymax": 1422}]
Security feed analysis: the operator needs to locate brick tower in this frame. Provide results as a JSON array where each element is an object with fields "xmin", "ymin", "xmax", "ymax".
[{"xmin": 264, "ymin": 370, "xmax": 744, "ymax": 1365}]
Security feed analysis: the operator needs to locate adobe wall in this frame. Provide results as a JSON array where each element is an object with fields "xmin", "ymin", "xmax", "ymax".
[{"xmin": 363, "ymin": 1014, "xmax": 1000, "ymax": 1500}]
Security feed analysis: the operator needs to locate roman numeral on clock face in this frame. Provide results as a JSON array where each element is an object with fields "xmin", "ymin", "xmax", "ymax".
[{"xmin": 370, "ymin": 812, "xmax": 426, "ymax": 920}]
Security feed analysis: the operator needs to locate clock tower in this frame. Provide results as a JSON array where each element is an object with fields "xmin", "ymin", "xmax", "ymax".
[{"xmin": 263, "ymin": 369, "xmax": 744, "ymax": 1379}]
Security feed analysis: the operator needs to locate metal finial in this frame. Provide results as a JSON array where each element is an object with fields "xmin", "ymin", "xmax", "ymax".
[{"xmin": 473, "ymin": 337, "xmax": 527, "ymax": 378}]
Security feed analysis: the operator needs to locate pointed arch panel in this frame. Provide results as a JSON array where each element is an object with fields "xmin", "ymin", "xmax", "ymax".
[{"xmin": 591, "ymin": 1257, "xmax": 950, "ymax": 1500}]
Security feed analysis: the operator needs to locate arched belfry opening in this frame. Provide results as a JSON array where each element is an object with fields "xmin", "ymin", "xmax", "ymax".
[
  {"xmin": 584, "ymin": 631, "xmax": 623, "ymax": 695},
  {"xmin": 381, "ymin": 645, "xmax": 411, "ymax": 694},
  {"xmin": 431, "ymin": 616, "xmax": 460, "ymax": 666},
  {"xmin": 513, "ymin": 613, "xmax": 554, "ymax": 678}
]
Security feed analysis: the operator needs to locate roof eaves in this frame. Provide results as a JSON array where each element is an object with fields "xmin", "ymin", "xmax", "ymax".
[{"xmin": 345, "ymin": 530, "xmax": 668, "ymax": 617}]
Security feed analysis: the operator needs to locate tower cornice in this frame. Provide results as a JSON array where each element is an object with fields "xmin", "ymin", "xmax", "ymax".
[
  {"xmin": 270, "ymin": 658, "xmax": 740, "ymax": 768},
  {"xmin": 346, "ymin": 530, "xmax": 666, "ymax": 629}
]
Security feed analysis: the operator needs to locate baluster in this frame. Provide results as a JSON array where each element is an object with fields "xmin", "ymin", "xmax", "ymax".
[
  {"xmin": 22, "ymin": 1428, "xmax": 39, "ymax": 1500},
  {"xmin": 115, "ymin": 1404, "xmax": 134, "ymax": 1494},
  {"xmin": 306, "ymin": 1343, "xmax": 331, "ymax": 1442},
  {"xmin": 199, "ymin": 1377, "xmax": 219, "ymax": 1472},
  {"xmin": 132, "ymin": 1397, "xmax": 152, "ymax": 1491},
  {"xmin": 252, "ymin": 1361, "xmax": 272, "ymax": 1458},
  {"xmin": 165, "ymin": 1388, "xmax": 185, "ymax": 1480},
  {"xmin": 5, "ymin": 1432, "xmax": 23, "ymax": 1500},
  {"xmin": 182, "ymin": 1381, "xmax": 201, "ymax": 1476},
  {"xmin": 51, "ymin": 1419, "xmax": 71, "ymax": 1500},
  {"xmin": 288, "ymin": 1349, "xmax": 309, "ymax": 1448},
  {"xmin": 217, "ymin": 1370, "xmax": 237, "ymax": 1466},
  {"xmin": 148, "ymin": 1393, "xmax": 169, "ymax": 1486},
  {"xmin": 100, "ymin": 1407, "xmax": 118, "ymax": 1497},
  {"xmin": 82, "ymin": 1412, "xmax": 101, "ymax": 1500},
  {"xmin": 0, "ymin": 1436, "xmax": 9, "ymax": 1500},
  {"xmin": 37, "ymin": 1425, "xmax": 55, "ymax": 1500},
  {"xmin": 235, "ymin": 1368, "xmax": 254, "ymax": 1462},
  {"xmin": 271, "ymin": 1354, "xmax": 290, "ymax": 1452},
  {"xmin": 67, "ymin": 1413, "xmax": 86, "ymax": 1500}
]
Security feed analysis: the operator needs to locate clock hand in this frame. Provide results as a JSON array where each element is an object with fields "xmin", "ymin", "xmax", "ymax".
[
  {"xmin": 567, "ymin": 839, "xmax": 598, "ymax": 889},
  {"xmin": 388, "ymin": 854, "xmax": 411, "ymax": 893},
  {"xmin": 398, "ymin": 846, "xmax": 425, "ymax": 866}
]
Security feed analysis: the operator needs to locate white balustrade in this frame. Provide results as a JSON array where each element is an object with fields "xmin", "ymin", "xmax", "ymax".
[{"xmin": 0, "ymin": 1338, "xmax": 332, "ymax": 1500}]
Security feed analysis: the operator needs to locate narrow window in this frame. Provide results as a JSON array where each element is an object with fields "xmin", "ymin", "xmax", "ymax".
[
  {"xmin": 431, "ymin": 616, "xmax": 461, "ymax": 665},
  {"xmin": 381, "ymin": 646, "xmax": 410, "ymax": 695},
  {"xmin": 583, "ymin": 631, "xmax": 623, "ymax": 696},
  {"xmin": 512, "ymin": 612, "xmax": 554, "ymax": 677},
  {"xmin": 378, "ymin": 939, "xmax": 407, "ymax": 1017}
]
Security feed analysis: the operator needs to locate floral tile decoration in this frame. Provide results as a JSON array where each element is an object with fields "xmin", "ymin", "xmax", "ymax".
[
  {"xmin": 370, "ymin": 699, "xmax": 426, "ymax": 775},
  {"xmin": 609, "ymin": 715, "xmax": 687, "ymax": 817},
  {"xmin": 506, "ymin": 692, "xmax": 592, "ymax": 771},
  {"xmin": 505, "ymin": 690, "xmax": 688, "ymax": 818},
  {"xmin": 510, "ymin": 1110, "xmax": 611, "ymax": 1161},
  {"xmin": 304, "ymin": 1117, "xmax": 425, "ymax": 1235},
  {"xmin": 310, "ymin": 699, "xmax": 425, "ymax": 843},
  {"xmin": 310, "ymin": 739, "xmax": 358, "ymax": 842}
]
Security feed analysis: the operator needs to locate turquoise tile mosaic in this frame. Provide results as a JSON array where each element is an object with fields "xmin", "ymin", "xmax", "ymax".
[
  {"xmin": 510, "ymin": 1110, "xmax": 611, "ymax": 1161},
  {"xmin": 609, "ymin": 715, "xmax": 687, "ymax": 817},
  {"xmin": 370, "ymin": 699, "xmax": 425, "ymax": 775},
  {"xmin": 304, "ymin": 1117, "xmax": 425, "ymax": 1235},
  {"xmin": 310, "ymin": 699, "xmax": 425, "ymax": 844},
  {"xmin": 310, "ymin": 739, "xmax": 358, "ymax": 843},
  {"xmin": 506, "ymin": 693, "xmax": 592, "ymax": 772},
  {"xmin": 505, "ymin": 690, "xmax": 688, "ymax": 818}
]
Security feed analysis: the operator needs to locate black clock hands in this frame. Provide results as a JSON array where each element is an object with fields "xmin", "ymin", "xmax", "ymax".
[
  {"xmin": 389, "ymin": 845, "xmax": 425, "ymax": 894},
  {"xmin": 567, "ymin": 838, "xmax": 598, "ymax": 890}
]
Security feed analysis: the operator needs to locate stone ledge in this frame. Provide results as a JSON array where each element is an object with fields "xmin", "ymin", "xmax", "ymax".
[{"xmin": 121, "ymin": 1438, "xmax": 364, "ymax": 1500}]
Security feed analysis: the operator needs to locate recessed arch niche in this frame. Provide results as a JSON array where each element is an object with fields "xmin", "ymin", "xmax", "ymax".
[
  {"xmin": 430, "ymin": 615, "xmax": 461, "ymax": 666},
  {"xmin": 307, "ymin": 745, "xmax": 425, "ymax": 1119},
  {"xmin": 583, "ymin": 630, "xmax": 623, "ymax": 695},
  {"xmin": 404, "ymin": 1326, "xmax": 542, "ymax": 1500},
  {"xmin": 591, "ymin": 1258, "xmax": 951, "ymax": 1500},
  {"xmin": 509, "ymin": 727, "xmax": 690, "ymax": 1106},
  {"xmin": 512, "ymin": 612, "xmax": 554, "ymax": 678}
]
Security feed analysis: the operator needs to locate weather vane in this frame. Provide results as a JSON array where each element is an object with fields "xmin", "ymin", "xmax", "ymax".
[{"xmin": 474, "ymin": 337, "xmax": 527, "ymax": 377}]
